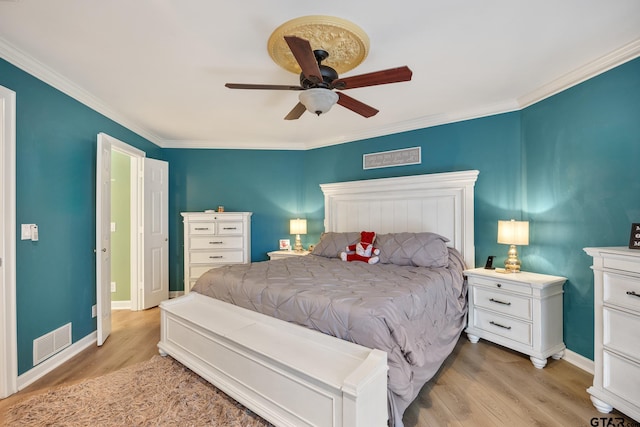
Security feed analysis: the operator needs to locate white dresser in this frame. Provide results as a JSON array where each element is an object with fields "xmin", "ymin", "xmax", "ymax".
[
  {"xmin": 584, "ymin": 247, "xmax": 640, "ymax": 422},
  {"xmin": 181, "ymin": 212, "xmax": 252, "ymax": 294},
  {"xmin": 464, "ymin": 268, "xmax": 566, "ymax": 368}
]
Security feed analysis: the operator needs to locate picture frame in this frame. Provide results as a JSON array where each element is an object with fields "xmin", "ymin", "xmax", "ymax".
[
  {"xmin": 629, "ymin": 223, "xmax": 640, "ymax": 249},
  {"xmin": 279, "ymin": 239, "xmax": 291, "ymax": 251}
]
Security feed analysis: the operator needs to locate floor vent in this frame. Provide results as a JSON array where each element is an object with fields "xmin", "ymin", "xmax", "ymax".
[{"xmin": 33, "ymin": 323, "xmax": 72, "ymax": 365}]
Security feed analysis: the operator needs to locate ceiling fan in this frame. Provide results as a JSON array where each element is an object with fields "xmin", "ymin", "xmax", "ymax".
[{"xmin": 225, "ymin": 36, "xmax": 413, "ymax": 120}]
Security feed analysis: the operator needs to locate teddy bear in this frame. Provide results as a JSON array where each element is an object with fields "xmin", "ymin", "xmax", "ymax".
[{"xmin": 340, "ymin": 231, "xmax": 380, "ymax": 264}]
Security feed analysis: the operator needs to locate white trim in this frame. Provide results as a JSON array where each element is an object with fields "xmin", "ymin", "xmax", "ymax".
[
  {"xmin": 2, "ymin": 36, "xmax": 638, "ymax": 151},
  {"xmin": 111, "ymin": 300, "xmax": 132, "ymax": 310},
  {"xmin": 16, "ymin": 332, "xmax": 96, "ymax": 391},
  {"xmin": 0, "ymin": 37, "xmax": 164, "ymax": 147},
  {"xmin": 562, "ymin": 349, "xmax": 594, "ymax": 375},
  {"xmin": 0, "ymin": 85, "xmax": 17, "ymax": 398},
  {"xmin": 518, "ymin": 38, "xmax": 640, "ymax": 108}
]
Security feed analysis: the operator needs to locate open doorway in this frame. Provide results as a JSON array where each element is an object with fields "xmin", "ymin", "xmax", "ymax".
[
  {"xmin": 96, "ymin": 133, "xmax": 168, "ymax": 346},
  {"xmin": 110, "ymin": 148, "xmax": 136, "ymax": 310}
]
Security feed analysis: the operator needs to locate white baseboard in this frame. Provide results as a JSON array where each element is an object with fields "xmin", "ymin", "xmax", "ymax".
[
  {"xmin": 17, "ymin": 331, "xmax": 97, "ymax": 391},
  {"xmin": 111, "ymin": 300, "xmax": 131, "ymax": 310},
  {"xmin": 169, "ymin": 291, "xmax": 183, "ymax": 299},
  {"xmin": 562, "ymin": 349, "xmax": 594, "ymax": 375}
]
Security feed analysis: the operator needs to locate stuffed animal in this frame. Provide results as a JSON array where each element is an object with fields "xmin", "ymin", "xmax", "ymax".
[{"xmin": 340, "ymin": 231, "xmax": 380, "ymax": 264}]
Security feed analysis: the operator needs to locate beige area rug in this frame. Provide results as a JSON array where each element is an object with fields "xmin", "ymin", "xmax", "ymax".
[{"xmin": 3, "ymin": 355, "xmax": 273, "ymax": 426}]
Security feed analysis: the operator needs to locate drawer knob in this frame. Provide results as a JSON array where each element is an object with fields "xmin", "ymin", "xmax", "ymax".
[
  {"xmin": 496, "ymin": 283, "xmax": 502, "ymax": 288},
  {"xmin": 489, "ymin": 321, "xmax": 511, "ymax": 330},
  {"xmin": 627, "ymin": 291, "xmax": 640, "ymax": 298},
  {"xmin": 489, "ymin": 298, "xmax": 511, "ymax": 306}
]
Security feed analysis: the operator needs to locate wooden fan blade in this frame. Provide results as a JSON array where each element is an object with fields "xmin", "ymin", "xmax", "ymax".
[
  {"xmin": 284, "ymin": 102, "xmax": 307, "ymax": 120},
  {"xmin": 284, "ymin": 36, "xmax": 322, "ymax": 84},
  {"xmin": 337, "ymin": 92, "xmax": 379, "ymax": 118},
  {"xmin": 332, "ymin": 66, "xmax": 413, "ymax": 90},
  {"xmin": 225, "ymin": 83, "xmax": 302, "ymax": 90}
]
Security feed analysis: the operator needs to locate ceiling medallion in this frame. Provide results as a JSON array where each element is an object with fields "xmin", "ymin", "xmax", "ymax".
[{"xmin": 267, "ymin": 15, "xmax": 370, "ymax": 75}]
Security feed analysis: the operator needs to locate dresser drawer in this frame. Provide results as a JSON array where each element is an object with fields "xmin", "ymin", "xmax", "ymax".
[
  {"xmin": 603, "ymin": 272, "xmax": 640, "ymax": 312},
  {"xmin": 470, "ymin": 276, "xmax": 532, "ymax": 296},
  {"xmin": 604, "ymin": 256, "xmax": 640, "ymax": 275},
  {"xmin": 472, "ymin": 309, "xmax": 532, "ymax": 346},
  {"xmin": 474, "ymin": 287, "xmax": 532, "ymax": 320},
  {"xmin": 604, "ymin": 307, "xmax": 640, "ymax": 359},
  {"xmin": 189, "ymin": 223, "xmax": 216, "ymax": 235},
  {"xmin": 217, "ymin": 222, "xmax": 244, "ymax": 235},
  {"xmin": 191, "ymin": 251, "xmax": 244, "ymax": 264},
  {"xmin": 190, "ymin": 236, "xmax": 243, "ymax": 250},
  {"xmin": 603, "ymin": 350, "xmax": 640, "ymax": 402}
]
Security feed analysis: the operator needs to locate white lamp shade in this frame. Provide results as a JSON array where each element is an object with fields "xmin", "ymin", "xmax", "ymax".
[
  {"xmin": 298, "ymin": 89, "xmax": 339, "ymax": 115},
  {"xmin": 497, "ymin": 219, "xmax": 529, "ymax": 245},
  {"xmin": 290, "ymin": 218, "xmax": 307, "ymax": 235}
]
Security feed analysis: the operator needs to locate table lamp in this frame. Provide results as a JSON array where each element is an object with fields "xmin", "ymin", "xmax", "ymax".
[
  {"xmin": 497, "ymin": 219, "xmax": 529, "ymax": 272},
  {"xmin": 290, "ymin": 218, "xmax": 307, "ymax": 252}
]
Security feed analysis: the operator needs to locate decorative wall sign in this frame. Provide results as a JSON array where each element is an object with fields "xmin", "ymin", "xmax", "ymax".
[
  {"xmin": 363, "ymin": 146, "xmax": 421, "ymax": 170},
  {"xmin": 629, "ymin": 223, "xmax": 640, "ymax": 249}
]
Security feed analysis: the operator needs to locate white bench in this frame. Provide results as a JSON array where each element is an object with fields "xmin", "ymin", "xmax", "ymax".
[{"xmin": 158, "ymin": 293, "xmax": 388, "ymax": 427}]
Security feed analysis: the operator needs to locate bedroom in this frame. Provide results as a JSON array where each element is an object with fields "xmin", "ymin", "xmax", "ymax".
[{"xmin": 1, "ymin": 1, "xmax": 640, "ymax": 425}]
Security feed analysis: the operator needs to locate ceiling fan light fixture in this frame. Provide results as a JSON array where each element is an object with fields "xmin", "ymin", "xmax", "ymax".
[{"xmin": 298, "ymin": 88, "xmax": 339, "ymax": 116}]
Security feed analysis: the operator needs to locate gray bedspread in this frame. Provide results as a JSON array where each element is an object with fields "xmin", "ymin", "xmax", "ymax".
[{"xmin": 192, "ymin": 248, "xmax": 468, "ymax": 427}]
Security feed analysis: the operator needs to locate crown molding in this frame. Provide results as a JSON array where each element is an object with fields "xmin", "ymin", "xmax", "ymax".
[
  {"xmin": 1, "ymin": 36, "xmax": 638, "ymax": 151},
  {"xmin": 517, "ymin": 38, "xmax": 640, "ymax": 108},
  {"xmin": 303, "ymin": 98, "xmax": 522, "ymax": 150},
  {"xmin": 0, "ymin": 37, "xmax": 165, "ymax": 147},
  {"xmin": 161, "ymin": 138, "xmax": 309, "ymax": 150}
]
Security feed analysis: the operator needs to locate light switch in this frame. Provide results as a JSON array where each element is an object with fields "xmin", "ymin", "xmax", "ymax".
[
  {"xmin": 111, "ymin": 222, "xmax": 116, "ymax": 232},
  {"xmin": 21, "ymin": 224, "xmax": 34, "ymax": 240}
]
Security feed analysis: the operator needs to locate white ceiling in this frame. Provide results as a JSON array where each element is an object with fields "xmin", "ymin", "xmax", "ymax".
[{"xmin": 1, "ymin": 0, "xmax": 639, "ymax": 150}]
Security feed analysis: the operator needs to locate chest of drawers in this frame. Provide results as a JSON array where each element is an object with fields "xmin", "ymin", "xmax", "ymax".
[
  {"xmin": 181, "ymin": 212, "xmax": 252, "ymax": 294},
  {"xmin": 464, "ymin": 268, "xmax": 566, "ymax": 368},
  {"xmin": 584, "ymin": 247, "xmax": 640, "ymax": 422}
]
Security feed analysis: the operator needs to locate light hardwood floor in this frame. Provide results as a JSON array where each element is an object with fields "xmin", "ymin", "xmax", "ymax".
[{"xmin": 1, "ymin": 308, "xmax": 636, "ymax": 426}]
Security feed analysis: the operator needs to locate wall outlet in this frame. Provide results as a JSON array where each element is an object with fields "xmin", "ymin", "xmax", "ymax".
[
  {"xmin": 111, "ymin": 281, "xmax": 116, "ymax": 292},
  {"xmin": 91, "ymin": 305, "xmax": 97, "ymax": 318}
]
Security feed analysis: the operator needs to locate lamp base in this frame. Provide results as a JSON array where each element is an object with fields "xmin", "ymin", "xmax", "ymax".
[
  {"xmin": 504, "ymin": 244, "xmax": 522, "ymax": 273},
  {"xmin": 294, "ymin": 234, "xmax": 304, "ymax": 252}
]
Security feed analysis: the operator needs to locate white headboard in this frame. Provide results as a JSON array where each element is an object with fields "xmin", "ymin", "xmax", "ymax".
[{"xmin": 320, "ymin": 170, "xmax": 479, "ymax": 268}]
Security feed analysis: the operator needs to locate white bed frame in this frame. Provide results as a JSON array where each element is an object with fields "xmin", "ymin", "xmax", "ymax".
[{"xmin": 158, "ymin": 170, "xmax": 479, "ymax": 427}]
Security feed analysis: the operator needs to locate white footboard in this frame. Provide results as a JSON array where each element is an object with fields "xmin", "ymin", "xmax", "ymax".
[{"xmin": 158, "ymin": 293, "xmax": 388, "ymax": 427}]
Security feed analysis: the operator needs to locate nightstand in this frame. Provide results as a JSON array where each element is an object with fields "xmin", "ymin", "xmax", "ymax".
[
  {"xmin": 267, "ymin": 250, "xmax": 310, "ymax": 260},
  {"xmin": 464, "ymin": 267, "xmax": 566, "ymax": 368}
]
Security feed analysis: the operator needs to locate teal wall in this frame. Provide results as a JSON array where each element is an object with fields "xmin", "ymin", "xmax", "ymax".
[
  {"xmin": 521, "ymin": 57, "xmax": 640, "ymax": 358},
  {"xmin": 2, "ymin": 52, "xmax": 639, "ymax": 375},
  {"xmin": 165, "ymin": 148, "xmax": 305, "ymax": 290},
  {"xmin": 0, "ymin": 58, "xmax": 163, "ymax": 374}
]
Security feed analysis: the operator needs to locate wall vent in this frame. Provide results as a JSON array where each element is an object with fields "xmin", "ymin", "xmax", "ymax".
[{"xmin": 33, "ymin": 323, "xmax": 72, "ymax": 365}]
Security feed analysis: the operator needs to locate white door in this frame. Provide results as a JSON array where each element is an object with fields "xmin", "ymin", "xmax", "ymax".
[
  {"xmin": 96, "ymin": 135, "xmax": 112, "ymax": 346},
  {"xmin": 141, "ymin": 157, "xmax": 168, "ymax": 309}
]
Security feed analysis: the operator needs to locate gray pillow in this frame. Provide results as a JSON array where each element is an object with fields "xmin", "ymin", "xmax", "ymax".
[
  {"xmin": 311, "ymin": 232, "xmax": 361, "ymax": 258},
  {"xmin": 376, "ymin": 232, "xmax": 450, "ymax": 267}
]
